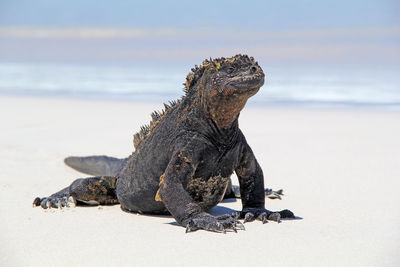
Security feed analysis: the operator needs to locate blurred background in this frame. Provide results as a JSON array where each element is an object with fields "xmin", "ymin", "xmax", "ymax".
[{"xmin": 0, "ymin": 0, "xmax": 399, "ymax": 107}]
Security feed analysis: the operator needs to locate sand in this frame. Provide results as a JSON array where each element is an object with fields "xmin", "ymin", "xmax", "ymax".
[{"xmin": 0, "ymin": 95, "xmax": 399, "ymax": 266}]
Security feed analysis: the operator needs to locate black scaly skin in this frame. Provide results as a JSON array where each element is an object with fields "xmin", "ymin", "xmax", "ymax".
[{"xmin": 33, "ymin": 55, "xmax": 294, "ymax": 233}]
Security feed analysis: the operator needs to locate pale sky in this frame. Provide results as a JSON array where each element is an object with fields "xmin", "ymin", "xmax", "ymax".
[
  {"xmin": 0, "ymin": 0, "xmax": 399, "ymax": 65},
  {"xmin": 1, "ymin": 0, "xmax": 399, "ymax": 29}
]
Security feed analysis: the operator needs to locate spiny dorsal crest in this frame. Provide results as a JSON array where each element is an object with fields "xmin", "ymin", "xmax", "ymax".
[
  {"xmin": 133, "ymin": 99, "xmax": 181, "ymax": 149},
  {"xmin": 183, "ymin": 54, "xmax": 252, "ymax": 94}
]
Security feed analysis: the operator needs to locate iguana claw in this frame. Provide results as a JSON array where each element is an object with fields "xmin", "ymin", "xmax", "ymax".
[
  {"xmin": 265, "ymin": 188, "xmax": 284, "ymax": 199},
  {"xmin": 184, "ymin": 213, "xmax": 245, "ymax": 233},
  {"xmin": 234, "ymin": 220, "xmax": 245, "ymax": 230},
  {"xmin": 33, "ymin": 196, "xmax": 76, "ymax": 209},
  {"xmin": 244, "ymin": 212, "xmax": 255, "ymax": 223},
  {"xmin": 258, "ymin": 212, "xmax": 269, "ymax": 224}
]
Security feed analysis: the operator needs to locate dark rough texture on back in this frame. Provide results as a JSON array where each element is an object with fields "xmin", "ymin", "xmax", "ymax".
[{"xmin": 34, "ymin": 54, "xmax": 294, "ymax": 233}]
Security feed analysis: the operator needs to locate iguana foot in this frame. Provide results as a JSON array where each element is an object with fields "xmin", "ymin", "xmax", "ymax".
[
  {"xmin": 185, "ymin": 212, "xmax": 245, "ymax": 233},
  {"xmin": 233, "ymin": 208, "xmax": 295, "ymax": 224},
  {"xmin": 228, "ymin": 185, "xmax": 284, "ymax": 200},
  {"xmin": 264, "ymin": 188, "xmax": 284, "ymax": 199},
  {"xmin": 33, "ymin": 196, "xmax": 76, "ymax": 209}
]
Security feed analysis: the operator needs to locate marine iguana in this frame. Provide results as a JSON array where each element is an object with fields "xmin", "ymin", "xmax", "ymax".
[{"xmin": 33, "ymin": 54, "xmax": 295, "ymax": 233}]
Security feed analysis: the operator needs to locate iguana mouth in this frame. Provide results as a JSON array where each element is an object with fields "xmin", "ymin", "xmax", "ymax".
[{"xmin": 228, "ymin": 72, "xmax": 265, "ymax": 91}]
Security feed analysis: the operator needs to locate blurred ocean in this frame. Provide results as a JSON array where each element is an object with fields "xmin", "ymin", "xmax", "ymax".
[{"xmin": 0, "ymin": 61, "xmax": 399, "ymax": 109}]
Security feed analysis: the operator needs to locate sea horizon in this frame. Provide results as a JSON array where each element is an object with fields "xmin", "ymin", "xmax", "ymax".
[{"xmin": 1, "ymin": 60, "xmax": 399, "ymax": 111}]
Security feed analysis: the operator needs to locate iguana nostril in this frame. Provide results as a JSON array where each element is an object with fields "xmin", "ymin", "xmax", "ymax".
[{"xmin": 251, "ymin": 66, "xmax": 257, "ymax": 73}]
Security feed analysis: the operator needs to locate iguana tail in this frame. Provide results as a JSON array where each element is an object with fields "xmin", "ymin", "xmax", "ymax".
[{"xmin": 64, "ymin": 155, "xmax": 127, "ymax": 176}]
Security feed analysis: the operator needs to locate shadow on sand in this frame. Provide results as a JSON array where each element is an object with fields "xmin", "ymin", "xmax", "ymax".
[{"xmin": 119, "ymin": 203, "xmax": 302, "ymax": 228}]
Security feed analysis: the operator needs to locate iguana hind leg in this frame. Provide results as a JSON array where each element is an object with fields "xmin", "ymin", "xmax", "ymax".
[{"xmin": 33, "ymin": 176, "xmax": 119, "ymax": 209}]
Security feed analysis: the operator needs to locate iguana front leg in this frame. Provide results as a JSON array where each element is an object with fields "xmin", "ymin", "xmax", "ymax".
[
  {"xmin": 159, "ymin": 152, "xmax": 243, "ymax": 233},
  {"xmin": 235, "ymin": 142, "xmax": 295, "ymax": 223}
]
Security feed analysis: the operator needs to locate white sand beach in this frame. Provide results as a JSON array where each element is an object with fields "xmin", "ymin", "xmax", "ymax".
[{"xmin": 0, "ymin": 95, "xmax": 399, "ymax": 266}]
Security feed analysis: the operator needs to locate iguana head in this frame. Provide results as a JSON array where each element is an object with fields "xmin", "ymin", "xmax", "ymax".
[
  {"xmin": 185, "ymin": 54, "xmax": 265, "ymax": 129},
  {"xmin": 185, "ymin": 54, "xmax": 264, "ymax": 96}
]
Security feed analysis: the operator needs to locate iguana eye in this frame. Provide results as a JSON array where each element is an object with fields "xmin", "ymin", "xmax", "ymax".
[{"xmin": 227, "ymin": 67, "xmax": 235, "ymax": 74}]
